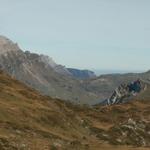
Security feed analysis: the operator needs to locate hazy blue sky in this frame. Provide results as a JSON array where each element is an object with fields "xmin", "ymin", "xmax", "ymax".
[{"xmin": 0, "ymin": 0, "xmax": 150, "ymax": 72}]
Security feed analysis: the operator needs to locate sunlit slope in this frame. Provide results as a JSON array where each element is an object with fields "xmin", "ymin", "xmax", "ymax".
[
  {"xmin": 0, "ymin": 71, "xmax": 92, "ymax": 149},
  {"xmin": 0, "ymin": 70, "xmax": 149, "ymax": 150}
]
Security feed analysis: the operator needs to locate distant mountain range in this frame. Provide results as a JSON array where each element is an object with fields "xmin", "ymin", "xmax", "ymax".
[
  {"xmin": 0, "ymin": 35, "xmax": 150, "ymax": 105},
  {"xmin": 67, "ymin": 68, "xmax": 96, "ymax": 79}
]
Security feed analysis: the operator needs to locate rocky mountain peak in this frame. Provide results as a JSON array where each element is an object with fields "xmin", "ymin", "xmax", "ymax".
[
  {"xmin": 0, "ymin": 36, "xmax": 9, "ymax": 44},
  {"xmin": 0, "ymin": 35, "xmax": 20, "ymax": 54}
]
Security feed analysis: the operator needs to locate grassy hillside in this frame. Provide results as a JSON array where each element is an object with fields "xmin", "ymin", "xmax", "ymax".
[
  {"xmin": 0, "ymin": 70, "xmax": 149, "ymax": 150},
  {"xmin": 0, "ymin": 70, "xmax": 91, "ymax": 149}
]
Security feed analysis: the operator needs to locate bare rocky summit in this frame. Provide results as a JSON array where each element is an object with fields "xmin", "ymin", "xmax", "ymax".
[{"xmin": 0, "ymin": 36, "xmax": 20, "ymax": 54}]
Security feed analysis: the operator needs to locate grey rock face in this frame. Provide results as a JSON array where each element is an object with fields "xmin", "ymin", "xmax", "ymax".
[
  {"xmin": 101, "ymin": 80, "xmax": 146, "ymax": 105},
  {"xmin": 39, "ymin": 54, "xmax": 72, "ymax": 76},
  {"xmin": 0, "ymin": 36, "xmax": 20, "ymax": 54}
]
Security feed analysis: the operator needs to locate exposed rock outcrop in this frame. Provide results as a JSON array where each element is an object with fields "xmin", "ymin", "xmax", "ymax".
[{"xmin": 101, "ymin": 80, "xmax": 146, "ymax": 105}]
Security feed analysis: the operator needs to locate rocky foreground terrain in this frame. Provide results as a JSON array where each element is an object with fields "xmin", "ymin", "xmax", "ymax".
[{"xmin": 0, "ymin": 70, "xmax": 149, "ymax": 150}]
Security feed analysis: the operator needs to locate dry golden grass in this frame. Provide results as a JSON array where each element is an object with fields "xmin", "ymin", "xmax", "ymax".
[{"xmin": 0, "ymin": 70, "xmax": 149, "ymax": 150}]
